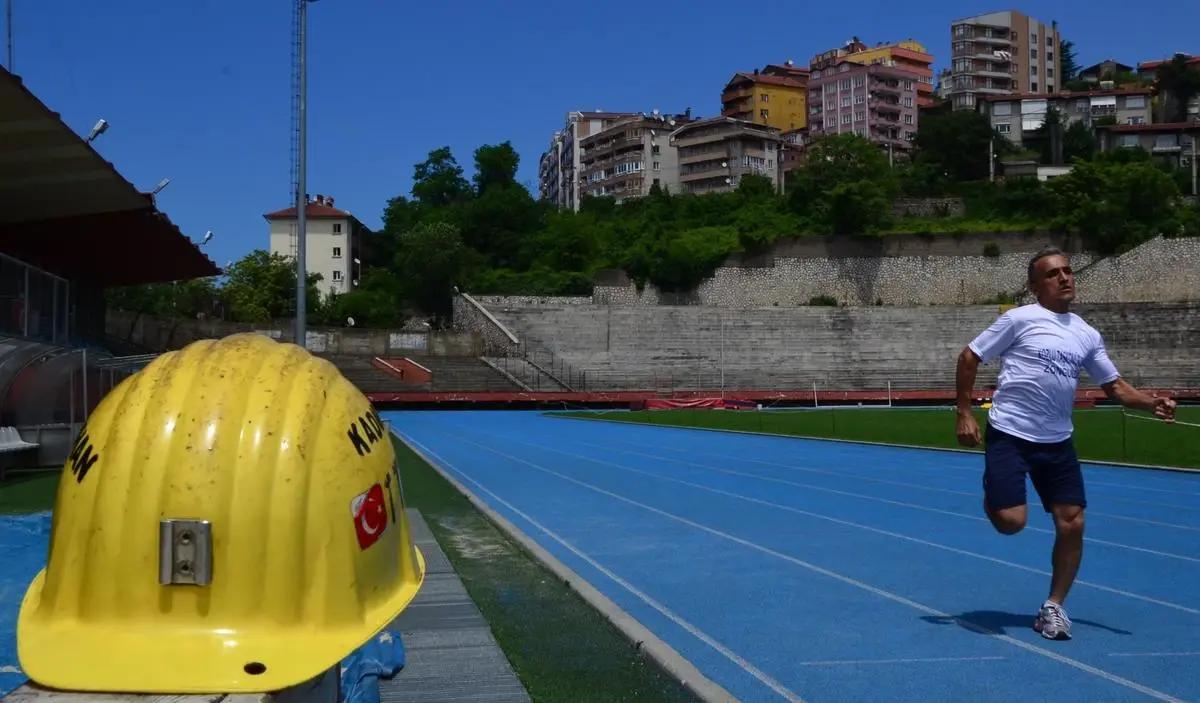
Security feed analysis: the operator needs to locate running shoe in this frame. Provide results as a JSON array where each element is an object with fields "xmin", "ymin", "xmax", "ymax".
[{"xmin": 1034, "ymin": 600, "xmax": 1072, "ymax": 640}]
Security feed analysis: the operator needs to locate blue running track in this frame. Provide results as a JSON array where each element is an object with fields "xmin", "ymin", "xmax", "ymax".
[{"xmin": 385, "ymin": 409, "xmax": 1200, "ymax": 703}]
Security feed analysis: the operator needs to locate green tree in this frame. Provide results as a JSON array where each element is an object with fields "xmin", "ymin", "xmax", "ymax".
[
  {"xmin": 911, "ymin": 109, "xmax": 1014, "ymax": 187},
  {"xmin": 1059, "ymin": 39, "xmax": 1080, "ymax": 83},
  {"xmin": 1155, "ymin": 54, "xmax": 1200, "ymax": 123},
  {"xmin": 788, "ymin": 133, "xmax": 895, "ymax": 234},
  {"xmin": 411, "ymin": 147, "xmax": 472, "ymax": 208},
  {"xmin": 394, "ymin": 221, "xmax": 470, "ymax": 319},
  {"xmin": 1048, "ymin": 158, "xmax": 1183, "ymax": 254},
  {"xmin": 221, "ymin": 250, "xmax": 325, "ymax": 323},
  {"xmin": 323, "ymin": 267, "xmax": 404, "ymax": 328},
  {"xmin": 472, "ymin": 142, "xmax": 521, "ymax": 196}
]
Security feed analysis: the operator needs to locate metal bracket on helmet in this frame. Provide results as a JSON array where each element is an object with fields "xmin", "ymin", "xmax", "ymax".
[{"xmin": 158, "ymin": 519, "xmax": 213, "ymax": 586}]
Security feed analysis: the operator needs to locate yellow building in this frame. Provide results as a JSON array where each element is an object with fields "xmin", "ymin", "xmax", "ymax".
[
  {"xmin": 720, "ymin": 61, "xmax": 809, "ymax": 132},
  {"xmin": 812, "ymin": 38, "xmax": 936, "ymax": 106}
]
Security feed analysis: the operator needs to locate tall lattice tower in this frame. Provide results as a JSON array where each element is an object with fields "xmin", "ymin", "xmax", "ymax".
[{"xmin": 287, "ymin": 0, "xmax": 303, "ymax": 258}]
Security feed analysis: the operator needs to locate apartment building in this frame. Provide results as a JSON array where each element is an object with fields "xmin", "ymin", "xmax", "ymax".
[
  {"xmin": 669, "ymin": 116, "xmax": 783, "ymax": 195},
  {"xmin": 577, "ymin": 113, "xmax": 691, "ymax": 202},
  {"xmin": 811, "ymin": 37, "xmax": 936, "ymax": 107},
  {"xmin": 1096, "ymin": 123, "xmax": 1199, "ymax": 183},
  {"xmin": 537, "ymin": 110, "xmax": 640, "ymax": 211},
  {"xmin": 721, "ymin": 62, "xmax": 809, "ymax": 132},
  {"xmin": 1077, "ymin": 59, "xmax": 1134, "ymax": 84},
  {"xmin": 978, "ymin": 87, "xmax": 1154, "ymax": 145},
  {"xmin": 945, "ymin": 11, "xmax": 1061, "ymax": 110},
  {"xmin": 807, "ymin": 60, "xmax": 921, "ymax": 153},
  {"xmin": 265, "ymin": 195, "xmax": 372, "ymax": 296}
]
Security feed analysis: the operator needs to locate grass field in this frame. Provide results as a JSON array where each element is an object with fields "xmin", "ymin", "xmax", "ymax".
[
  {"xmin": 0, "ymin": 473, "xmax": 58, "ymax": 515},
  {"xmin": 553, "ymin": 405, "xmax": 1200, "ymax": 471}
]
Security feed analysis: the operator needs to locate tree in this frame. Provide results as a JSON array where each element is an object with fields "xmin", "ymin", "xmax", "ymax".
[
  {"xmin": 410, "ymin": 147, "xmax": 472, "ymax": 208},
  {"xmin": 910, "ymin": 109, "xmax": 1014, "ymax": 187},
  {"xmin": 1155, "ymin": 54, "xmax": 1200, "ymax": 123},
  {"xmin": 393, "ymin": 221, "xmax": 470, "ymax": 319},
  {"xmin": 788, "ymin": 133, "xmax": 896, "ymax": 234},
  {"xmin": 221, "ymin": 250, "xmax": 325, "ymax": 323},
  {"xmin": 1058, "ymin": 39, "xmax": 1080, "ymax": 83},
  {"xmin": 472, "ymin": 142, "xmax": 521, "ymax": 196}
]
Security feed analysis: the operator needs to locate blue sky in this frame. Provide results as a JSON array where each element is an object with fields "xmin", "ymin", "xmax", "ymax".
[{"xmin": 7, "ymin": 0, "xmax": 1196, "ymax": 272}]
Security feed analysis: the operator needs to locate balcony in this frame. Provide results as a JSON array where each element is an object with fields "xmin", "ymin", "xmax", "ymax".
[
  {"xmin": 871, "ymin": 79, "xmax": 901, "ymax": 94},
  {"xmin": 970, "ymin": 33, "xmax": 1012, "ymax": 46}
]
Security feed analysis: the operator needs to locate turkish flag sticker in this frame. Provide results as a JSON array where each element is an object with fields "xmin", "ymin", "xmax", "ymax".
[{"xmin": 351, "ymin": 483, "xmax": 389, "ymax": 550}]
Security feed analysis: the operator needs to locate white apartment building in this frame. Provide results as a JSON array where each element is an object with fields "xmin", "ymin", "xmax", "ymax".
[
  {"xmin": 577, "ymin": 113, "xmax": 691, "ymax": 201},
  {"xmin": 538, "ymin": 110, "xmax": 639, "ymax": 211},
  {"xmin": 265, "ymin": 194, "xmax": 370, "ymax": 296}
]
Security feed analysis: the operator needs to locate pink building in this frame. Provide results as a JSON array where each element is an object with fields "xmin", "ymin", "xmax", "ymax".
[{"xmin": 807, "ymin": 59, "xmax": 922, "ymax": 153}]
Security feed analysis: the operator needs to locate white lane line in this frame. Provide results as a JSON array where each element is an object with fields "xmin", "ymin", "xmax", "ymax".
[{"xmin": 798, "ymin": 656, "xmax": 1006, "ymax": 667}]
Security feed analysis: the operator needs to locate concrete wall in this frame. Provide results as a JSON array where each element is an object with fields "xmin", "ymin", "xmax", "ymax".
[
  {"xmin": 106, "ymin": 311, "xmax": 483, "ymax": 357},
  {"xmin": 591, "ymin": 234, "xmax": 1200, "ymax": 307},
  {"xmin": 480, "ymin": 301, "xmax": 1200, "ymax": 391}
]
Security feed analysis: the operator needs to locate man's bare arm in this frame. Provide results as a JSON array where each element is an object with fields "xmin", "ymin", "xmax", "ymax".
[
  {"xmin": 1101, "ymin": 378, "xmax": 1162, "ymax": 413},
  {"xmin": 956, "ymin": 346, "xmax": 981, "ymax": 414}
]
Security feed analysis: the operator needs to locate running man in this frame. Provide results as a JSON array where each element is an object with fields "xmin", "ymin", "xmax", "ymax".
[{"xmin": 954, "ymin": 246, "xmax": 1176, "ymax": 641}]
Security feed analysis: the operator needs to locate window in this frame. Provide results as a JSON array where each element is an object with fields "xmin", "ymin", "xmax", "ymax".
[
  {"xmin": 1031, "ymin": 65, "xmax": 1037, "ymax": 75},
  {"xmin": 332, "ymin": 223, "xmax": 342, "ymax": 234},
  {"xmin": 1030, "ymin": 48, "xmax": 1038, "ymax": 59},
  {"xmin": 1031, "ymin": 82, "xmax": 1039, "ymax": 92},
  {"xmin": 903, "ymin": 114, "xmax": 914, "ymax": 125},
  {"xmin": 653, "ymin": 161, "xmax": 661, "ymax": 171},
  {"xmin": 841, "ymin": 79, "xmax": 852, "ymax": 90},
  {"xmin": 841, "ymin": 96, "xmax": 852, "ymax": 107},
  {"xmin": 332, "ymin": 270, "xmax": 343, "ymax": 281},
  {"xmin": 1126, "ymin": 116, "xmax": 1146, "ymax": 125},
  {"xmin": 760, "ymin": 93, "xmax": 769, "ymax": 102},
  {"xmin": 903, "ymin": 80, "xmax": 914, "ymax": 91},
  {"xmin": 992, "ymin": 102, "xmax": 1013, "ymax": 116},
  {"xmin": 854, "ymin": 76, "xmax": 866, "ymax": 87},
  {"xmin": 1125, "ymin": 95, "xmax": 1146, "ymax": 109},
  {"xmin": 904, "ymin": 97, "xmax": 913, "ymax": 107},
  {"xmin": 1047, "ymin": 68, "xmax": 1054, "ymax": 78},
  {"xmin": 997, "ymin": 123, "xmax": 1012, "ymax": 133},
  {"xmin": 1119, "ymin": 134, "xmax": 1138, "ymax": 148},
  {"xmin": 854, "ymin": 111, "xmax": 865, "ymax": 122},
  {"xmin": 841, "ymin": 114, "xmax": 852, "ymax": 125},
  {"xmin": 332, "ymin": 246, "xmax": 342, "ymax": 258},
  {"xmin": 855, "ymin": 95, "xmax": 865, "ymax": 104}
]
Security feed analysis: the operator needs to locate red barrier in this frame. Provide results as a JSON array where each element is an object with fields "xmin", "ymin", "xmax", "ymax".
[
  {"xmin": 364, "ymin": 387, "xmax": 1200, "ymax": 405},
  {"xmin": 644, "ymin": 398, "xmax": 758, "ymax": 410},
  {"xmin": 372, "ymin": 357, "xmax": 432, "ymax": 384}
]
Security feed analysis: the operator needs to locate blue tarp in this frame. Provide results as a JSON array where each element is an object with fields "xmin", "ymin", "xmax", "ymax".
[{"xmin": 0, "ymin": 512, "xmax": 405, "ymax": 700}]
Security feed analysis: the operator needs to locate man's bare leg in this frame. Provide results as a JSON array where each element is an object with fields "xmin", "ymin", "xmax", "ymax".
[
  {"xmin": 983, "ymin": 498, "xmax": 1026, "ymax": 535},
  {"xmin": 1048, "ymin": 503, "xmax": 1085, "ymax": 604}
]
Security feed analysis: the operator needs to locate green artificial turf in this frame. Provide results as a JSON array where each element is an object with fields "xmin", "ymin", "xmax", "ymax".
[
  {"xmin": 0, "ymin": 472, "xmax": 59, "ymax": 515},
  {"xmin": 552, "ymin": 406, "xmax": 1200, "ymax": 471}
]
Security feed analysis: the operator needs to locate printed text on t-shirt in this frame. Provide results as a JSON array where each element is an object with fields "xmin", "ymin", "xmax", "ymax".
[{"xmin": 1037, "ymin": 348, "xmax": 1082, "ymax": 379}]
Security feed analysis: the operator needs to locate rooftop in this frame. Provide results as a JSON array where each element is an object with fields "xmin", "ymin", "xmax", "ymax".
[{"xmin": 0, "ymin": 66, "xmax": 219, "ymax": 286}]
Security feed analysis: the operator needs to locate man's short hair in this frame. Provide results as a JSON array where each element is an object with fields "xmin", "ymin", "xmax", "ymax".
[{"xmin": 1028, "ymin": 246, "xmax": 1066, "ymax": 286}]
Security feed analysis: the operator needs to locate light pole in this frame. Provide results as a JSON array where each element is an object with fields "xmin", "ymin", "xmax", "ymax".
[{"xmin": 294, "ymin": 0, "xmax": 314, "ymax": 347}]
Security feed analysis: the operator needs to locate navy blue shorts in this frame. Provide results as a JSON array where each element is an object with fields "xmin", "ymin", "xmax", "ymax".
[{"xmin": 983, "ymin": 424, "xmax": 1086, "ymax": 513}]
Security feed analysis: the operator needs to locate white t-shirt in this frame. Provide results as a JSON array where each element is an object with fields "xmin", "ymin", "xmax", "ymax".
[{"xmin": 968, "ymin": 303, "xmax": 1120, "ymax": 443}]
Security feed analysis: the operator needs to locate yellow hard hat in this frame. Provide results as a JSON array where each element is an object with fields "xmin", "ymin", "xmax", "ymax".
[{"xmin": 17, "ymin": 333, "xmax": 425, "ymax": 694}]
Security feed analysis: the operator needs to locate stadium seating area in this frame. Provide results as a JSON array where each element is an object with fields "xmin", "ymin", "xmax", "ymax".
[
  {"xmin": 479, "ymin": 300, "xmax": 1200, "ymax": 392},
  {"xmin": 319, "ymin": 354, "xmax": 522, "ymax": 393}
]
